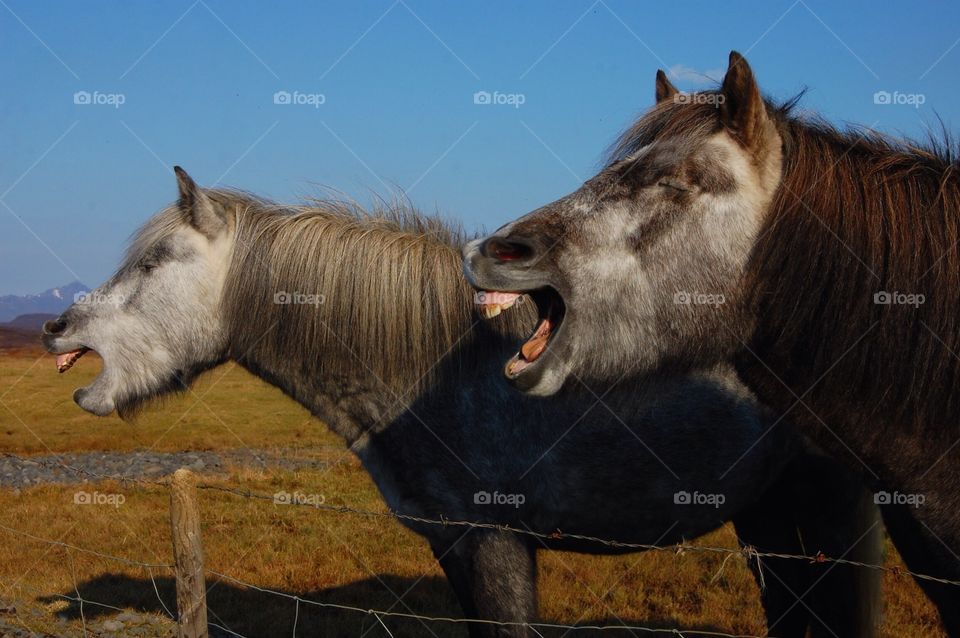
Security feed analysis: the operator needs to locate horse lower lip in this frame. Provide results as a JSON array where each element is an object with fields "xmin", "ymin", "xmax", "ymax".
[{"xmin": 506, "ymin": 354, "xmax": 533, "ymax": 377}]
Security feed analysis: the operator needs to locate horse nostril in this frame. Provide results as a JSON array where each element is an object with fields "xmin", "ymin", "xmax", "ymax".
[
  {"xmin": 484, "ymin": 237, "xmax": 536, "ymax": 263},
  {"xmin": 43, "ymin": 319, "xmax": 67, "ymax": 335}
]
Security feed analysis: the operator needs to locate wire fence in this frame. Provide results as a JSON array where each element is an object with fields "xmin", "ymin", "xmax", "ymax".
[{"xmin": 0, "ymin": 450, "xmax": 955, "ymax": 637}]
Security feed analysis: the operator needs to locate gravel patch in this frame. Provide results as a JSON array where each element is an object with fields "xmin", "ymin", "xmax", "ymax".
[{"xmin": 0, "ymin": 448, "xmax": 334, "ymax": 489}]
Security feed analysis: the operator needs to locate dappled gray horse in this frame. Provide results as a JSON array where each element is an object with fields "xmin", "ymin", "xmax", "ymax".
[
  {"xmin": 43, "ymin": 169, "xmax": 880, "ymax": 637},
  {"xmin": 463, "ymin": 50, "xmax": 960, "ymax": 634}
]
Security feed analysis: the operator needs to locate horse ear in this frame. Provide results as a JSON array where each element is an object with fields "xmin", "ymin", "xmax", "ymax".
[
  {"xmin": 718, "ymin": 51, "xmax": 769, "ymax": 150},
  {"xmin": 655, "ymin": 69, "xmax": 678, "ymax": 104},
  {"xmin": 174, "ymin": 166, "xmax": 225, "ymax": 238}
]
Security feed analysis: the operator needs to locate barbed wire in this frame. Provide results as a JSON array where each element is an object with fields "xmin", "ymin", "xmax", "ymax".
[
  {"xmin": 0, "ymin": 544, "xmax": 177, "ymax": 634},
  {"xmin": 0, "ymin": 521, "xmax": 173, "ymax": 569},
  {"xmin": 0, "ymin": 510, "xmax": 773, "ymax": 637},
  {"xmin": 4, "ymin": 450, "xmax": 957, "ymax": 635},
  {"xmin": 192, "ymin": 482, "xmax": 960, "ymax": 588},
  {"xmin": 206, "ymin": 567, "xmax": 772, "ymax": 637},
  {"xmin": 3, "ymin": 450, "xmax": 957, "ymax": 589},
  {"xmin": 3, "ymin": 557, "xmax": 774, "ymax": 638}
]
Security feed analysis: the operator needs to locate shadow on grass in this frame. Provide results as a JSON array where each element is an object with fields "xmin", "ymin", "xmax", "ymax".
[{"xmin": 40, "ymin": 573, "xmax": 737, "ymax": 637}]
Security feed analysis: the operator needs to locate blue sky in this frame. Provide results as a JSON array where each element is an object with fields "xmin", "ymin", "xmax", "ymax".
[{"xmin": 1, "ymin": 0, "xmax": 958, "ymax": 294}]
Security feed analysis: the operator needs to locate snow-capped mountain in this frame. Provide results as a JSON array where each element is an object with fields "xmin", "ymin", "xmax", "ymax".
[{"xmin": 0, "ymin": 281, "xmax": 89, "ymax": 323}]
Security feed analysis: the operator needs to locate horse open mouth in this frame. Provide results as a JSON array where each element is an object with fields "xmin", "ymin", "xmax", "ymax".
[
  {"xmin": 55, "ymin": 347, "xmax": 91, "ymax": 373},
  {"xmin": 46, "ymin": 343, "xmax": 117, "ymax": 416},
  {"xmin": 475, "ymin": 288, "xmax": 566, "ymax": 379}
]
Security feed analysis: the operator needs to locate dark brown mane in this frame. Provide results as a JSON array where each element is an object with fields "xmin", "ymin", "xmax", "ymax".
[{"xmin": 752, "ymin": 109, "xmax": 960, "ymax": 435}]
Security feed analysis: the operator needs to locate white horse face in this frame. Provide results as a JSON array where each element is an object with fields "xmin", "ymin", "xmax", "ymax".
[{"xmin": 42, "ymin": 168, "xmax": 235, "ymax": 417}]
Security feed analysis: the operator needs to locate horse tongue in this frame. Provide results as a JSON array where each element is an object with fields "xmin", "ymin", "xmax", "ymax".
[
  {"xmin": 520, "ymin": 317, "xmax": 552, "ymax": 361},
  {"xmin": 521, "ymin": 334, "xmax": 549, "ymax": 361},
  {"xmin": 56, "ymin": 348, "xmax": 87, "ymax": 373}
]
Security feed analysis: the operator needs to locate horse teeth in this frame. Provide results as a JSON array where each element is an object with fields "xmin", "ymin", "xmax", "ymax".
[{"xmin": 481, "ymin": 304, "xmax": 502, "ymax": 319}]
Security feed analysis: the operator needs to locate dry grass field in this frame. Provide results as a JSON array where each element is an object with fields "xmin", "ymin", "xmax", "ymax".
[{"xmin": 0, "ymin": 344, "xmax": 947, "ymax": 637}]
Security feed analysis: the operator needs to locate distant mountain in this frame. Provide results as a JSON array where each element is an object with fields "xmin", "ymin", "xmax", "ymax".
[
  {"xmin": 0, "ymin": 314, "xmax": 57, "ymax": 350},
  {"xmin": 0, "ymin": 281, "xmax": 88, "ymax": 323},
  {"xmin": 0, "ymin": 324, "xmax": 40, "ymax": 349},
  {"xmin": 4, "ymin": 313, "xmax": 57, "ymax": 331}
]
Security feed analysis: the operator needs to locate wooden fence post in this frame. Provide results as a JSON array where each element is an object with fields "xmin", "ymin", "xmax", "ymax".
[{"xmin": 170, "ymin": 468, "xmax": 208, "ymax": 638}]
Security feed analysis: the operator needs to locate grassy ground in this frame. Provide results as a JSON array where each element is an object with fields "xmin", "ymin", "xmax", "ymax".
[
  {"xmin": 0, "ymin": 349, "xmax": 317, "ymax": 454},
  {"xmin": 0, "ymin": 348, "xmax": 947, "ymax": 636}
]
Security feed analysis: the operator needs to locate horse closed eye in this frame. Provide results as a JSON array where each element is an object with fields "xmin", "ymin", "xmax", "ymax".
[
  {"xmin": 658, "ymin": 180, "xmax": 690, "ymax": 193},
  {"xmin": 139, "ymin": 262, "xmax": 157, "ymax": 273}
]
